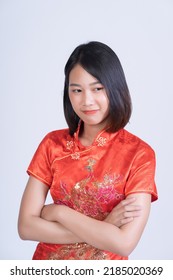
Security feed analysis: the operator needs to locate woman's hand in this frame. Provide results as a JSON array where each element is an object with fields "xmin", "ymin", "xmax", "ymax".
[
  {"xmin": 104, "ymin": 197, "xmax": 142, "ymax": 227},
  {"xmin": 41, "ymin": 203, "xmax": 58, "ymax": 222}
]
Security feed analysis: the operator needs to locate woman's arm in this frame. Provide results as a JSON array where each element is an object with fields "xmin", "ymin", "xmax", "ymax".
[
  {"xmin": 18, "ymin": 176, "xmax": 83, "ymax": 244},
  {"xmin": 104, "ymin": 196, "xmax": 142, "ymax": 227},
  {"xmin": 41, "ymin": 193, "xmax": 151, "ymax": 256},
  {"xmin": 18, "ymin": 176, "xmax": 141, "ymax": 245},
  {"xmin": 41, "ymin": 197, "xmax": 142, "ymax": 227}
]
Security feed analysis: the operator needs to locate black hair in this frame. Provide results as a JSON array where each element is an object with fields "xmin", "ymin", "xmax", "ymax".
[{"xmin": 63, "ymin": 41, "xmax": 132, "ymax": 136}]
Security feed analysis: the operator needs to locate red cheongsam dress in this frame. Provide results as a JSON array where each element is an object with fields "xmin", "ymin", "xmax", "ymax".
[{"xmin": 27, "ymin": 126, "xmax": 158, "ymax": 260}]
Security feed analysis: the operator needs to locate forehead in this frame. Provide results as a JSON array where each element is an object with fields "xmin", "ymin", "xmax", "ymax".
[{"xmin": 69, "ymin": 64, "xmax": 99, "ymax": 85}]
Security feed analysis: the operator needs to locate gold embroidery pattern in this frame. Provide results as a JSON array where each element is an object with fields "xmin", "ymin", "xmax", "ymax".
[
  {"xmin": 66, "ymin": 140, "xmax": 74, "ymax": 150},
  {"xmin": 53, "ymin": 158, "xmax": 124, "ymax": 220},
  {"xmin": 85, "ymin": 158, "xmax": 96, "ymax": 172},
  {"xmin": 71, "ymin": 152, "xmax": 80, "ymax": 160},
  {"xmin": 96, "ymin": 137, "xmax": 107, "ymax": 147},
  {"xmin": 48, "ymin": 243, "xmax": 108, "ymax": 260},
  {"xmin": 50, "ymin": 157, "xmax": 124, "ymax": 259}
]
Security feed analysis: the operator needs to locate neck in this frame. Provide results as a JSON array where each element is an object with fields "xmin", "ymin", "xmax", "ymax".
[{"xmin": 79, "ymin": 123, "xmax": 106, "ymax": 146}]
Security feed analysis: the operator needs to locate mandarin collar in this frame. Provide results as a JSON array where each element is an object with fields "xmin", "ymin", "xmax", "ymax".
[{"xmin": 72, "ymin": 122, "xmax": 118, "ymax": 149}]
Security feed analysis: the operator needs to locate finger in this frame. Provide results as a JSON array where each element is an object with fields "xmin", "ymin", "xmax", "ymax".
[
  {"xmin": 120, "ymin": 197, "xmax": 136, "ymax": 206},
  {"xmin": 122, "ymin": 210, "xmax": 141, "ymax": 219},
  {"xmin": 120, "ymin": 217, "xmax": 134, "ymax": 226},
  {"xmin": 123, "ymin": 204, "xmax": 142, "ymax": 212}
]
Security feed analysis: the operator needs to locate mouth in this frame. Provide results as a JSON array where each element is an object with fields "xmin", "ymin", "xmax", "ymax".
[{"xmin": 82, "ymin": 110, "xmax": 99, "ymax": 115}]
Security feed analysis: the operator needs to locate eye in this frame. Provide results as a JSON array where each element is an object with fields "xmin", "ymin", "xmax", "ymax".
[
  {"xmin": 72, "ymin": 89, "xmax": 82, "ymax": 94},
  {"xmin": 94, "ymin": 87, "xmax": 104, "ymax": 92}
]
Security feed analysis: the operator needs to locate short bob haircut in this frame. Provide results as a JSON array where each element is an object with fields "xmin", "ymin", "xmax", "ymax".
[{"xmin": 63, "ymin": 41, "xmax": 132, "ymax": 136}]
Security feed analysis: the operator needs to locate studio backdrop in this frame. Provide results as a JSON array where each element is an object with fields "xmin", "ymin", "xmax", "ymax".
[{"xmin": 0, "ymin": 0, "xmax": 172, "ymax": 259}]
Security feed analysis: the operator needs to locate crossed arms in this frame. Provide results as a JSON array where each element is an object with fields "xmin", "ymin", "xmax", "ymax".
[{"xmin": 18, "ymin": 176, "xmax": 151, "ymax": 256}]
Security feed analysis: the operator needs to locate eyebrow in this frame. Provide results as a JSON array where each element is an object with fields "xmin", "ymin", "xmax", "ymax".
[{"xmin": 69, "ymin": 81, "xmax": 102, "ymax": 87}]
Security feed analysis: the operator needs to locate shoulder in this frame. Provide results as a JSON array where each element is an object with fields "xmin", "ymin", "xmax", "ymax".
[
  {"xmin": 35, "ymin": 128, "xmax": 70, "ymax": 155},
  {"xmin": 118, "ymin": 129, "xmax": 155, "ymax": 159},
  {"xmin": 32, "ymin": 128, "xmax": 70, "ymax": 163},
  {"xmin": 41, "ymin": 128, "xmax": 70, "ymax": 146}
]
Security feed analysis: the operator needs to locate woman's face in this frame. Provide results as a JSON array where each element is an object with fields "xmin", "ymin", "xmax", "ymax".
[{"xmin": 68, "ymin": 64, "xmax": 110, "ymax": 130}]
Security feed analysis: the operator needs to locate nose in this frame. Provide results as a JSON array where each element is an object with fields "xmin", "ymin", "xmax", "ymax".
[{"xmin": 82, "ymin": 91, "xmax": 94, "ymax": 107}]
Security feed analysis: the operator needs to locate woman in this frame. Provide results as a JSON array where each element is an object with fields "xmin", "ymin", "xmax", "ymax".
[{"xmin": 18, "ymin": 41, "xmax": 158, "ymax": 260}]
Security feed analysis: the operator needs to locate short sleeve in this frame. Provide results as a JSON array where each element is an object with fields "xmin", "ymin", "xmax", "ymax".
[
  {"xmin": 125, "ymin": 144, "xmax": 158, "ymax": 202},
  {"xmin": 27, "ymin": 134, "xmax": 53, "ymax": 187}
]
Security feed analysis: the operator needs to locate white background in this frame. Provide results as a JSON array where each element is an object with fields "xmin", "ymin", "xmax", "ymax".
[{"xmin": 0, "ymin": 0, "xmax": 172, "ymax": 259}]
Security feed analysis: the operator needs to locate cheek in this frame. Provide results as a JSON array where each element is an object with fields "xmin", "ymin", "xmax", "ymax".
[
  {"xmin": 68, "ymin": 93, "xmax": 75, "ymax": 105},
  {"xmin": 69, "ymin": 95, "xmax": 80, "ymax": 111},
  {"xmin": 100, "ymin": 95, "xmax": 109, "ymax": 109}
]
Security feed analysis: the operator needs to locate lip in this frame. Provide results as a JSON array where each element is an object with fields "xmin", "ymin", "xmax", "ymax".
[{"xmin": 82, "ymin": 110, "xmax": 99, "ymax": 115}]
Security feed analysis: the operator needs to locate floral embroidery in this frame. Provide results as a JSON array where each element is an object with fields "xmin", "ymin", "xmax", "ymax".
[
  {"xmin": 96, "ymin": 136, "xmax": 107, "ymax": 147},
  {"xmin": 66, "ymin": 140, "xmax": 74, "ymax": 150},
  {"xmin": 48, "ymin": 243, "xmax": 108, "ymax": 260},
  {"xmin": 52, "ymin": 158, "xmax": 124, "ymax": 220},
  {"xmin": 71, "ymin": 152, "xmax": 80, "ymax": 160},
  {"xmin": 85, "ymin": 158, "xmax": 96, "ymax": 172}
]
